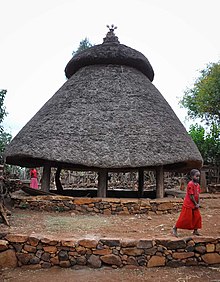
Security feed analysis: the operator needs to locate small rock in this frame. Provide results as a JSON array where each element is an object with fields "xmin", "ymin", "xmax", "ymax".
[
  {"xmin": 78, "ymin": 239, "xmax": 98, "ymax": 248},
  {"xmin": 50, "ymin": 256, "xmax": 60, "ymax": 265},
  {"xmin": 5, "ymin": 234, "xmax": 28, "ymax": 243},
  {"xmin": 29, "ymin": 256, "xmax": 40, "ymax": 264},
  {"xmin": 43, "ymin": 246, "xmax": 57, "ymax": 253},
  {"xmin": 41, "ymin": 252, "xmax": 50, "ymax": 262},
  {"xmin": 100, "ymin": 254, "xmax": 122, "ymax": 266},
  {"xmin": 206, "ymin": 244, "xmax": 215, "ymax": 253},
  {"xmin": 0, "ymin": 249, "xmax": 17, "ymax": 268},
  {"xmin": 122, "ymin": 248, "xmax": 144, "ymax": 256},
  {"xmin": 23, "ymin": 244, "xmax": 37, "ymax": 253},
  {"xmin": 60, "ymin": 260, "xmax": 71, "ymax": 268},
  {"xmin": 202, "ymin": 253, "xmax": 220, "ymax": 264},
  {"xmin": 87, "ymin": 255, "xmax": 102, "ymax": 268},
  {"xmin": 195, "ymin": 245, "xmax": 206, "ymax": 254},
  {"xmin": 147, "ymin": 256, "xmax": 165, "ymax": 267},
  {"xmin": 137, "ymin": 240, "xmax": 153, "ymax": 249},
  {"xmin": 100, "ymin": 239, "xmax": 120, "ymax": 247},
  {"xmin": 93, "ymin": 249, "xmax": 112, "ymax": 255},
  {"xmin": 41, "ymin": 262, "xmax": 51, "ymax": 268},
  {"xmin": 76, "ymin": 256, "xmax": 87, "ymax": 265},
  {"xmin": 0, "ymin": 240, "xmax": 8, "ymax": 251},
  {"xmin": 127, "ymin": 256, "xmax": 139, "ymax": 266},
  {"xmin": 58, "ymin": 250, "xmax": 68, "ymax": 261}
]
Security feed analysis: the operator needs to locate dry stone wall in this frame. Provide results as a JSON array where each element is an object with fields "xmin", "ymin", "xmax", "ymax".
[
  {"xmin": 0, "ymin": 234, "xmax": 220, "ymax": 269},
  {"xmin": 12, "ymin": 196, "xmax": 183, "ymax": 215}
]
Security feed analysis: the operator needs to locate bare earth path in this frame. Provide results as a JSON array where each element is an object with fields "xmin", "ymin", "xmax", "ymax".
[
  {"xmin": 0, "ymin": 197, "xmax": 220, "ymax": 239},
  {"xmin": 1, "ymin": 265, "xmax": 220, "ymax": 282}
]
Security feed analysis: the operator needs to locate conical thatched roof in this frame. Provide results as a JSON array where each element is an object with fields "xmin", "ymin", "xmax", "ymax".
[{"xmin": 4, "ymin": 28, "xmax": 203, "ymax": 171}]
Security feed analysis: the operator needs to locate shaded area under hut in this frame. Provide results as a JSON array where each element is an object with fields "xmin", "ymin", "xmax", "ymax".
[{"xmin": 4, "ymin": 26, "xmax": 203, "ymax": 198}]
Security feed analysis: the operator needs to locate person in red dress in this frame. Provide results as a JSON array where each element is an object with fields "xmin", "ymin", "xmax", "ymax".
[
  {"xmin": 173, "ymin": 169, "xmax": 202, "ymax": 237},
  {"xmin": 30, "ymin": 168, "xmax": 39, "ymax": 189}
]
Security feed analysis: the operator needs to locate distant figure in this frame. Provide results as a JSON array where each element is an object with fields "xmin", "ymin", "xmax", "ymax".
[
  {"xmin": 30, "ymin": 168, "xmax": 38, "ymax": 189},
  {"xmin": 173, "ymin": 169, "xmax": 202, "ymax": 237}
]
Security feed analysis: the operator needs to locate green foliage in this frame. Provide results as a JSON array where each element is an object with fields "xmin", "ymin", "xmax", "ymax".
[
  {"xmin": 72, "ymin": 37, "xmax": 93, "ymax": 56},
  {"xmin": 0, "ymin": 89, "xmax": 8, "ymax": 133},
  {"xmin": 189, "ymin": 123, "xmax": 220, "ymax": 165},
  {"xmin": 181, "ymin": 62, "xmax": 220, "ymax": 124},
  {"xmin": 0, "ymin": 89, "xmax": 12, "ymax": 163}
]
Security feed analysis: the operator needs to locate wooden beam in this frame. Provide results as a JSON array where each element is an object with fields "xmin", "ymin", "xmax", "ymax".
[
  {"xmin": 138, "ymin": 168, "xmax": 144, "ymax": 198},
  {"xmin": 41, "ymin": 163, "xmax": 51, "ymax": 192},
  {"xmin": 156, "ymin": 165, "xmax": 164, "ymax": 198},
  {"xmin": 97, "ymin": 169, "xmax": 108, "ymax": 198}
]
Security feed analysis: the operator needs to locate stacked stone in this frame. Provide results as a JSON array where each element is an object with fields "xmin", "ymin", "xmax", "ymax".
[
  {"xmin": 0, "ymin": 234, "xmax": 220, "ymax": 269},
  {"xmin": 12, "ymin": 196, "xmax": 183, "ymax": 215}
]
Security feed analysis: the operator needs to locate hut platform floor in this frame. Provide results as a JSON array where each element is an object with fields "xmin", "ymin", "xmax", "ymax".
[{"xmin": 1, "ymin": 195, "xmax": 220, "ymax": 240}]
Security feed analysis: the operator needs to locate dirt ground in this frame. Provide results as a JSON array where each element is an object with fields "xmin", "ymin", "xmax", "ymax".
[
  {"xmin": 1, "ymin": 265, "xmax": 220, "ymax": 282},
  {"xmin": 0, "ymin": 197, "xmax": 220, "ymax": 239}
]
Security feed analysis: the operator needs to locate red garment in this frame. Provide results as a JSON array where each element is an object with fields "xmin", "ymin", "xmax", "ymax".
[
  {"xmin": 30, "ymin": 169, "xmax": 37, "ymax": 179},
  {"xmin": 175, "ymin": 180, "xmax": 202, "ymax": 230},
  {"xmin": 183, "ymin": 181, "xmax": 200, "ymax": 208},
  {"xmin": 175, "ymin": 206, "xmax": 202, "ymax": 230}
]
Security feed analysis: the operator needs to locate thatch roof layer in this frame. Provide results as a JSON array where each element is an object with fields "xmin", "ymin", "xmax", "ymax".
[
  {"xmin": 5, "ymin": 63, "xmax": 202, "ymax": 171},
  {"xmin": 65, "ymin": 43, "xmax": 154, "ymax": 82}
]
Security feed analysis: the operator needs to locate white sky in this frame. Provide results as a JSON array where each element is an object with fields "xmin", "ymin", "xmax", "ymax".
[{"xmin": 0, "ymin": 0, "xmax": 219, "ymax": 137}]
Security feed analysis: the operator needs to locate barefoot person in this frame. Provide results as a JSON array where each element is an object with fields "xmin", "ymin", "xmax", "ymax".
[
  {"xmin": 173, "ymin": 169, "xmax": 201, "ymax": 237},
  {"xmin": 30, "ymin": 168, "xmax": 39, "ymax": 189}
]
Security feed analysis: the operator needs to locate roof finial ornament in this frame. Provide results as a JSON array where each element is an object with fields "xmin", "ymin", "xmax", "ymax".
[
  {"xmin": 106, "ymin": 24, "xmax": 117, "ymax": 32},
  {"xmin": 103, "ymin": 24, "xmax": 120, "ymax": 44}
]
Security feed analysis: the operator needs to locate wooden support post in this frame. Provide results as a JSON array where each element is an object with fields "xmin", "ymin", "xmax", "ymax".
[
  {"xmin": 97, "ymin": 169, "xmax": 108, "ymax": 198},
  {"xmin": 138, "ymin": 168, "xmax": 144, "ymax": 198},
  {"xmin": 156, "ymin": 165, "xmax": 164, "ymax": 198},
  {"xmin": 55, "ymin": 167, "xmax": 63, "ymax": 193},
  {"xmin": 41, "ymin": 163, "xmax": 51, "ymax": 192}
]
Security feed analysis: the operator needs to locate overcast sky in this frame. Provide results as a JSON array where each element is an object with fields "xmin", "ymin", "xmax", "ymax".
[{"xmin": 0, "ymin": 0, "xmax": 219, "ymax": 137}]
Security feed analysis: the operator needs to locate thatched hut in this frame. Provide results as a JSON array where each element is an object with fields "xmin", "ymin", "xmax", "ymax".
[{"xmin": 4, "ymin": 27, "xmax": 203, "ymax": 198}]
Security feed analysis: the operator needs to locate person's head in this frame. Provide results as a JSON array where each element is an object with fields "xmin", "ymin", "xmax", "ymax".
[{"xmin": 190, "ymin": 169, "xmax": 200, "ymax": 183}]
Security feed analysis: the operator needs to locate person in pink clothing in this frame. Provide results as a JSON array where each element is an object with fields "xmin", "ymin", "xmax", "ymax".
[{"xmin": 30, "ymin": 168, "xmax": 38, "ymax": 189}]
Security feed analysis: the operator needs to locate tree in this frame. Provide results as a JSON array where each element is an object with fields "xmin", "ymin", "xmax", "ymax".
[
  {"xmin": 72, "ymin": 37, "xmax": 93, "ymax": 56},
  {"xmin": 0, "ymin": 89, "xmax": 12, "ymax": 163},
  {"xmin": 180, "ymin": 61, "xmax": 220, "ymax": 124},
  {"xmin": 189, "ymin": 123, "xmax": 220, "ymax": 165}
]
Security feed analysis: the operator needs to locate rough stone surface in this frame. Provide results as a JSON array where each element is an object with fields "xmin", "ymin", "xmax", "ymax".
[
  {"xmin": 206, "ymin": 244, "xmax": 215, "ymax": 253},
  {"xmin": 137, "ymin": 240, "xmax": 153, "ymax": 249},
  {"xmin": 78, "ymin": 239, "xmax": 98, "ymax": 248},
  {"xmin": 23, "ymin": 244, "xmax": 37, "ymax": 253},
  {"xmin": 122, "ymin": 248, "xmax": 144, "ymax": 256},
  {"xmin": 167, "ymin": 240, "xmax": 186, "ymax": 250},
  {"xmin": 147, "ymin": 256, "xmax": 166, "ymax": 267},
  {"xmin": 202, "ymin": 253, "xmax": 220, "ymax": 264},
  {"xmin": 101, "ymin": 239, "xmax": 120, "ymax": 247},
  {"xmin": 195, "ymin": 245, "xmax": 206, "ymax": 254},
  {"xmin": 0, "ymin": 249, "xmax": 17, "ymax": 269},
  {"xmin": 43, "ymin": 246, "xmax": 57, "ymax": 253},
  {"xmin": 93, "ymin": 249, "xmax": 112, "ymax": 255},
  {"xmin": 60, "ymin": 260, "xmax": 71, "ymax": 268},
  {"xmin": 172, "ymin": 252, "xmax": 194, "ymax": 259},
  {"xmin": 0, "ymin": 240, "xmax": 8, "ymax": 251},
  {"xmin": 87, "ymin": 255, "xmax": 102, "ymax": 268},
  {"xmin": 58, "ymin": 250, "xmax": 68, "ymax": 261},
  {"xmin": 100, "ymin": 254, "xmax": 122, "ymax": 266},
  {"xmin": 5, "ymin": 234, "xmax": 28, "ymax": 243}
]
